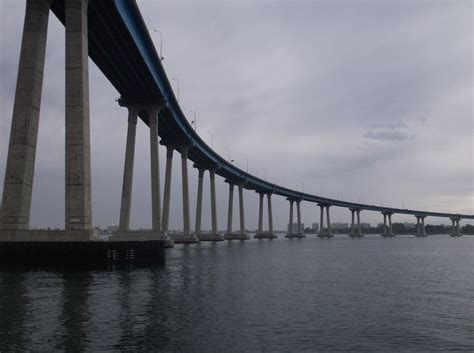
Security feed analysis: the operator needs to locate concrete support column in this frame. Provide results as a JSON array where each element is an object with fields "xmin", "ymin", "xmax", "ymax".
[
  {"xmin": 209, "ymin": 169, "xmax": 218, "ymax": 235},
  {"xmin": 318, "ymin": 204, "xmax": 333, "ymax": 238},
  {"xmin": 288, "ymin": 200, "xmax": 294, "ymax": 234},
  {"xmin": 161, "ymin": 146, "xmax": 173, "ymax": 233},
  {"xmin": 326, "ymin": 205, "xmax": 331, "ymax": 235},
  {"xmin": 357, "ymin": 210, "xmax": 362, "ymax": 236},
  {"xmin": 296, "ymin": 200, "xmax": 302, "ymax": 234},
  {"xmin": 1, "ymin": 0, "xmax": 51, "ymax": 230},
  {"xmin": 267, "ymin": 194, "xmax": 273, "ymax": 233},
  {"xmin": 258, "ymin": 193, "xmax": 264, "ymax": 233},
  {"xmin": 456, "ymin": 219, "xmax": 461, "ymax": 236},
  {"xmin": 194, "ymin": 169, "xmax": 204, "ymax": 235},
  {"xmin": 180, "ymin": 147, "xmax": 190, "ymax": 235},
  {"xmin": 350, "ymin": 209, "xmax": 356, "ymax": 236},
  {"xmin": 319, "ymin": 204, "xmax": 325, "ymax": 230},
  {"xmin": 149, "ymin": 108, "xmax": 162, "ymax": 232},
  {"xmin": 415, "ymin": 215, "xmax": 426, "ymax": 236},
  {"xmin": 388, "ymin": 213, "xmax": 393, "ymax": 236},
  {"xmin": 382, "ymin": 213, "xmax": 387, "ymax": 236},
  {"xmin": 226, "ymin": 183, "xmax": 234, "ymax": 234},
  {"xmin": 238, "ymin": 184, "xmax": 245, "ymax": 235},
  {"xmin": 65, "ymin": 0, "xmax": 92, "ymax": 231},
  {"xmin": 118, "ymin": 107, "xmax": 138, "ymax": 231}
]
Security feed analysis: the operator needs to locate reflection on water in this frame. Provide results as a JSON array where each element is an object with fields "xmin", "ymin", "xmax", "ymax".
[{"xmin": 1, "ymin": 235, "xmax": 473, "ymax": 351}]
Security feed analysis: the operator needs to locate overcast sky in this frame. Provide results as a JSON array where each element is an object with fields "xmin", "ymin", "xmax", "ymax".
[{"xmin": 0, "ymin": 0, "xmax": 472, "ymax": 230}]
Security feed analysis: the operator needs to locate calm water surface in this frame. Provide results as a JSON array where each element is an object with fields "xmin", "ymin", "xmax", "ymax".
[{"xmin": 1, "ymin": 234, "xmax": 473, "ymax": 352}]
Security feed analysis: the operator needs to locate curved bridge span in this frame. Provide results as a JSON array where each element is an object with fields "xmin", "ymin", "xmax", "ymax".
[{"xmin": 1, "ymin": 0, "xmax": 472, "ymax": 244}]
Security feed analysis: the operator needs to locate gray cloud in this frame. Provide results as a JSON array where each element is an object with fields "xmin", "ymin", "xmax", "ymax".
[{"xmin": 364, "ymin": 125, "xmax": 416, "ymax": 142}]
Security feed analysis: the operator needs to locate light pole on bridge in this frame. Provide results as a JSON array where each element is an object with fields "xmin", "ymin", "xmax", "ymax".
[
  {"xmin": 190, "ymin": 110, "xmax": 197, "ymax": 131},
  {"xmin": 225, "ymin": 146, "xmax": 231, "ymax": 162},
  {"xmin": 153, "ymin": 29, "xmax": 164, "ymax": 60}
]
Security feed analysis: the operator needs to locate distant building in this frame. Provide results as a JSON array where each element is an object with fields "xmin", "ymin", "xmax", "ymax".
[
  {"xmin": 287, "ymin": 223, "xmax": 304, "ymax": 233},
  {"xmin": 312, "ymin": 222, "xmax": 320, "ymax": 232},
  {"xmin": 360, "ymin": 222, "xmax": 371, "ymax": 229},
  {"xmin": 332, "ymin": 223, "xmax": 349, "ymax": 230}
]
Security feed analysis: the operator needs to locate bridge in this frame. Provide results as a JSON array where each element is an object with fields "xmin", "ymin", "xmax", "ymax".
[{"xmin": 0, "ymin": 0, "xmax": 472, "ymax": 260}]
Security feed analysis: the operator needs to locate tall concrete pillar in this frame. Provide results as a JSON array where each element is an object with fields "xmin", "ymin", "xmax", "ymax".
[
  {"xmin": 1, "ymin": 0, "xmax": 51, "ymax": 230},
  {"xmin": 288, "ymin": 200, "xmax": 294, "ymax": 234},
  {"xmin": 258, "ymin": 193, "xmax": 264, "ymax": 233},
  {"xmin": 226, "ymin": 183, "xmax": 234, "ymax": 234},
  {"xmin": 388, "ymin": 213, "xmax": 393, "ymax": 236},
  {"xmin": 296, "ymin": 200, "xmax": 302, "ymax": 234},
  {"xmin": 415, "ymin": 215, "xmax": 426, "ymax": 236},
  {"xmin": 350, "ymin": 209, "xmax": 356, "ymax": 236},
  {"xmin": 118, "ymin": 107, "xmax": 138, "ymax": 231},
  {"xmin": 210, "ymin": 169, "xmax": 218, "ymax": 234},
  {"xmin": 161, "ymin": 146, "xmax": 173, "ymax": 233},
  {"xmin": 326, "ymin": 205, "xmax": 331, "ymax": 235},
  {"xmin": 357, "ymin": 210, "xmax": 362, "ymax": 236},
  {"xmin": 194, "ymin": 169, "xmax": 204, "ymax": 235},
  {"xmin": 382, "ymin": 213, "xmax": 387, "ymax": 236},
  {"xmin": 319, "ymin": 204, "xmax": 325, "ymax": 230},
  {"xmin": 456, "ymin": 219, "xmax": 461, "ymax": 236},
  {"xmin": 267, "ymin": 194, "xmax": 273, "ymax": 233},
  {"xmin": 149, "ymin": 108, "xmax": 162, "ymax": 232},
  {"xmin": 180, "ymin": 147, "xmax": 190, "ymax": 235},
  {"xmin": 238, "ymin": 184, "xmax": 245, "ymax": 235},
  {"xmin": 65, "ymin": 0, "xmax": 92, "ymax": 231}
]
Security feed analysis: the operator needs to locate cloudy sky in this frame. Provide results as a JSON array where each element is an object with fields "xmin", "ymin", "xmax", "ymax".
[{"xmin": 0, "ymin": 0, "xmax": 472, "ymax": 230}]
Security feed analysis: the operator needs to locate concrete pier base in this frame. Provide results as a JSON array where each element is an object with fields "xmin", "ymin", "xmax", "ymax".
[
  {"xmin": 381, "ymin": 234, "xmax": 395, "ymax": 238},
  {"xmin": 285, "ymin": 233, "xmax": 306, "ymax": 239},
  {"xmin": 317, "ymin": 230, "xmax": 334, "ymax": 238},
  {"xmin": 171, "ymin": 233, "xmax": 199, "ymax": 244},
  {"xmin": 197, "ymin": 233, "xmax": 224, "ymax": 241},
  {"xmin": 349, "ymin": 232, "xmax": 364, "ymax": 238},
  {"xmin": 254, "ymin": 232, "xmax": 278, "ymax": 239},
  {"xmin": 224, "ymin": 233, "xmax": 250, "ymax": 240},
  {"xmin": 0, "ymin": 229, "xmax": 97, "ymax": 242},
  {"xmin": 109, "ymin": 231, "xmax": 173, "ymax": 247},
  {"xmin": 449, "ymin": 233, "xmax": 463, "ymax": 237}
]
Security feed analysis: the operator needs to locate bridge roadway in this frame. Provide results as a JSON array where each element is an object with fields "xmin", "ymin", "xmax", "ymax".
[{"xmin": 48, "ymin": 0, "xmax": 474, "ymax": 221}]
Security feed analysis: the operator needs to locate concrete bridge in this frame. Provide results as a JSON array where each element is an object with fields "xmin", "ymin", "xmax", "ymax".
[{"xmin": 1, "ymin": 0, "xmax": 472, "ymax": 250}]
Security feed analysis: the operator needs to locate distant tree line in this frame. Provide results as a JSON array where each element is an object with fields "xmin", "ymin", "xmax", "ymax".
[{"xmin": 303, "ymin": 223, "xmax": 474, "ymax": 235}]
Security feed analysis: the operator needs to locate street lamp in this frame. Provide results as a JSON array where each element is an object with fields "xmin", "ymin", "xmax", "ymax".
[
  {"xmin": 171, "ymin": 77, "xmax": 179, "ymax": 102},
  {"xmin": 153, "ymin": 29, "xmax": 164, "ymax": 60},
  {"xmin": 190, "ymin": 110, "xmax": 197, "ymax": 131}
]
